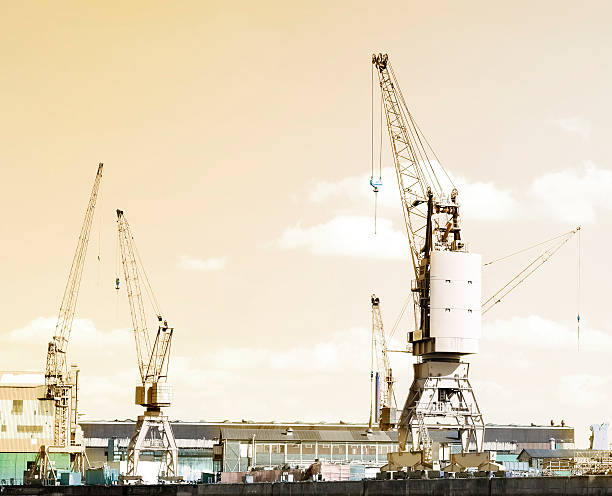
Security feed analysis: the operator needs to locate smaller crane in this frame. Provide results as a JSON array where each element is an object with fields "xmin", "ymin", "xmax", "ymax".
[
  {"xmin": 369, "ymin": 295, "xmax": 396, "ymax": 431},
  {"xmin": 116, "ymin": 210, "xmax": 179, "ymax": 482}
]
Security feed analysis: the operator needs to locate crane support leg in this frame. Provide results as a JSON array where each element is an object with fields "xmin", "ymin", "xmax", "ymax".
[
  {"xmin": 126, "ymin": 412, "xmax": 179, "ymax": 481},
  {"xmin": 383, "ymin": 360, "xmax": 489, "ymax": 472}
]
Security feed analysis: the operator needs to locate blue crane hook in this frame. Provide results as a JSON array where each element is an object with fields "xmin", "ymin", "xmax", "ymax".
[{"xmin": 370, "ymin": 177, "xmax": 382, "ymax": 193}]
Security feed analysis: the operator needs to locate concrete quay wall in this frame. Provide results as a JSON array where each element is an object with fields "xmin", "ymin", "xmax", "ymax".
[{"xmin": 5, "ymin": 477, "xmax": 612, "ymax": 496}]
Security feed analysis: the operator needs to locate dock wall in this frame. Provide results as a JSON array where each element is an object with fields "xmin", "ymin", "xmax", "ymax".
[{"xmin": 4, "ymin": 477, "xmax": 612, "ymax": 496}]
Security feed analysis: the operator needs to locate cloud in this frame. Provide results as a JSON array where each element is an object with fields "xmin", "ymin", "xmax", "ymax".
[
  {"xmin": 483, "ymin": 314, "xmax": 612, "ymax": 353},
  {"xmin": 178, "ymin": 255, "xmax": 227, "ymax": 271},
  {"xmin": 529, "ymin": 162, "xmax": 612, "ymax": 224},
  {"xmin": 308, "ymin": 166, "xmax": 520, "ymax": 222},
  {"xmin": 474, "ymin": 314, "xmax": 612, "ymax": 446},
  {"xmin": 277, "ymin": 215, "xmax": 410, "ymax": 260},
  {"xmin": 554, "ymin": 117, "xmax": 591, "ymax": 140},
  {"xmin": 307, "ymin": 161, "xmax": 612, "ymax": 227},
  {"xmin": 453, "ymin": 177, "xmax": 521, "ymax": 221},
  {"xmin": 556, "ymin": 374, "xmax": 609, "ymax": 409},
  {"xmin": 9, "ymin": 316, "xmax": 128, "ymax": 348}
]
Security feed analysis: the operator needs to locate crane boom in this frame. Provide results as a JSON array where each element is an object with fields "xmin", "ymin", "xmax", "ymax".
[
  {"xmin": 116, "ymin": 210, "xmax": 153, "ymax": 381},
  {"xmin": 45, "ymin": 163, "xmax": 103, "ymax": 393},
  {"xmin": 372, "ymin": 54, "xmax": 459, "ymax": 280},
  {"xmin": 482, "ymin": 227, "xmax": 581, "ymax": 315},
  {"xmin": 45, "ymin": 163, "xmax": 102, "ymax": 451}
]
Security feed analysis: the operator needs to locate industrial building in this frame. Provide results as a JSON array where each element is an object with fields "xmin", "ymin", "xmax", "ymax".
[
  {"xmin": 77, "ymin": 420, "xmax": 575, "ymax": 480},
  {"xmin": 0, "ymin": 372, "xmax": 71, "ymax": 484}
]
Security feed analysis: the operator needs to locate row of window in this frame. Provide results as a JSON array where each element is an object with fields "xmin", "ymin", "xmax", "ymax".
[{"xmin": 248, "ymin": 442, "xmax": 397, "ymax": 457}]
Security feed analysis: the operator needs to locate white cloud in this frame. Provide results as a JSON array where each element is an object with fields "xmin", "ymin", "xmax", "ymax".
[
  {"xmin": 556, "ymin": 374, "xmax": 609, "ymax": 409},
  {"xmin": 9, "ymin": 316, "xmax": 128, "ymax": 348},
  {"xmin": 178, "ymin": 255, "xmax": 227, "ymax": 271},
  {"xmin": 474, "ymin": 314, "xmax": 612, "ymax": 446},
  {"xmin": 306, "ymin": 161, "xmax": 612, "ymax": 227},
  {"xmin": 529, "ymin": 162, "xmax": 612, "ymax": 224},
  {"xmin": 554, "ymin": 117, "xmax": 591, "ymax": 140},
  {"xmin": 277, "ymin": 215, "xmax": 410, "ymax": 260},
  {"xmin": 483, "ymin": 314, "xmax": 612, "ymax": 353},
  {"xmin": 308, "ymin": 166, "xmax": 520, "ymax": 222},
  {"xmin": 454, "ymin": 176, "xmax": 521, "ymax": 221}
]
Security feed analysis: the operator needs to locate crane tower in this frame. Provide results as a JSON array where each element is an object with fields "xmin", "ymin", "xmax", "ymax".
[
  {"xmin": 372, "ymin": 54, "xmax": 497, "ymax": 472},
  {"xmin": 116, "ymin": 210, "xmax": 179, "ymax": 482},
  {"xmin": 370, "ymin": 295, "xmax": 396, "ymax": 431}
]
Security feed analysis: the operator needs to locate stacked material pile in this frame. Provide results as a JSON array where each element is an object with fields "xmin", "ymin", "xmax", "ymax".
[{"xmin": 305, "ymin": 462, "xmax": 351, "ymax": 481}]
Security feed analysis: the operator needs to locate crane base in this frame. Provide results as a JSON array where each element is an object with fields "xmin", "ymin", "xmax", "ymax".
[
  {"xmin": 126, "ymin": 412, "xmax": 179, "ymax": 479},
  {"xmin": 443, "ymin": 452, "xmax": 504, "ymax": 472},
  {"xmin": 398, "ymin": 360, "xmax": 485, "ymax": 454},
  {"xmin": 381, "ymin": 450, "xmax": 432, "ymax": 472}
]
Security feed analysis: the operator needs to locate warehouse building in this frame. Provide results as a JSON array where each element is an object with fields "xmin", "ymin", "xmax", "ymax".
[
  {"xmin": 0, "ymin": 372, "xmax": 70, "ymax": 484},
  {"xmin": 80, "ymin": 420, "xmax": 575, "ymax": 479}
]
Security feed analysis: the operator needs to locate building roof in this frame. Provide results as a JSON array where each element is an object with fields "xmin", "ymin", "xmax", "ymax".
[
  {"xmin": 518, "ymin": 449, "xmax": 576, "ymax": 460},
  {"xmin": 0, "ymin": 371, "xmax": 44, "ymax": 387},
  {"xmin": 485, "ymin": 425, "xmax": 574, "ymax": 443},
  {"xmin": 79, "ymin": 421, "xmax": 574, "ymax": 447},
  {"xmin": 219, "ymin": 428, "xmax": 397, "ymax": 443}
]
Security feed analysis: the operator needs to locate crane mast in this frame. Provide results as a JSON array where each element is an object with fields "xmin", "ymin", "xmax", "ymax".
[
  {"xmin": 370, "ymin": 295, "xmax": 396, "ymax": 431},
  {"xmin": 372, "ymin": 54, "xmax": 497, "ymax": 473},
  {"xmin": 116, "ymin": 210, "xmax": 178, "ymax": 482}
]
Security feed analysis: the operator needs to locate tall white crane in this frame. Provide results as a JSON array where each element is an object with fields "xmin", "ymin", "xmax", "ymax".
[
  {"xmin": 369, "ymin": 295, "xmax": 396, "ymax": 431},
  {"xmin": 372, "ymin": 54, "xmax": 498, "ymax": 472},
  {"xmin": 116, "ymin": 210, "xmax": 179, "ymax": 482},
  {"xmin": 28, "ymin": 164, "xmax": 103, "ymax": 483}
]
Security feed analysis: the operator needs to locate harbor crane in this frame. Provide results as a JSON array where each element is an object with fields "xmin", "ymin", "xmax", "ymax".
[
  {"xmin": 116, "ymin": 210, "xmax": 179, "ymax": 482},
  {"xmin": 28, "ymin": 163, "xmax": 103, "ymax": 483},
  {"xmin": 371, "ymin": 53, "xmax": 498, "ymax": 472},
  {"xmin": 369, "ymin": 295, "xmax": 396, "ymax": 431}
]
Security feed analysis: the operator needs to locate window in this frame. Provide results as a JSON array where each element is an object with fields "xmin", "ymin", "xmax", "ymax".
[
  {"xmin": 271, "ymin": 444, "xmax": 285, "ymax": 454},
  {"xmin": 332, "ymin": 444, "xmax": 346, "ymax": 456},
  {"xmin": 17, "ymin": 425, "xmax": 43, "ymax": 433},
  {"xmin": 348, "ymin": 444, "xmax": 361, "ymax": 455},
  {"xmin": 1, "ymin": 424, "xmax": 6, "ymax": 432},
  {"xmin": 287, "ymin": 443, "xmax": 300, "ymax": 455},
  {"xmin": 12, "ymin": 400, "xmax": 23, "ymax": 414},
  {"xmin": 363, "ymin": 445, "xmax": 377, "ymax": 455},
  {"xmin": 256, "ymin": 443, "xmax": 270, "ymax": 453},
  {"xmin": 239, "ymin": 443, "xmax": 250, "ymax": 458},
  {"xmin": 302, "ymin": 443, "xmax": 316, "ymax": 456},
  {"xmin": 318, "ymin": 443, "xmax": 331, "ymax": 454}
]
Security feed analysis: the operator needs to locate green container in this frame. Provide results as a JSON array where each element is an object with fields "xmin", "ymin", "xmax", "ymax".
[
  {"xmin": 201, "ymin": 472, "xmax": 215, "ymax": 483},
  {"xmin": 60, "ymin": 472, "xmax": 82, "ymax": 485}
]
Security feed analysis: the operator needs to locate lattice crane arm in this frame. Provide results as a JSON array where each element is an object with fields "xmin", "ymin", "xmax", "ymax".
[
  {"xmin": 372, "ymin": 53, "xmax": 460, "ymax": 279},
  {"xmin": 116, "ymin": 209, "xmax": 173, "ymax": 386},
  {"xmin": 116, "ymin": 210, "xmax": 153, "ymax": 384},
  {"xmin": 46, "ymin": 163, "xmax": 103, "ymax": 390},
  {"xmin": 482, "ymin": 227, "xmax": 581, "ymax": 315}
]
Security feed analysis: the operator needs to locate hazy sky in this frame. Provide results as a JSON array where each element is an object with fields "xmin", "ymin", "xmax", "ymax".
[{"xmin": 2, "ymin": 1, "xmax": 612, "ymax": 448}]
